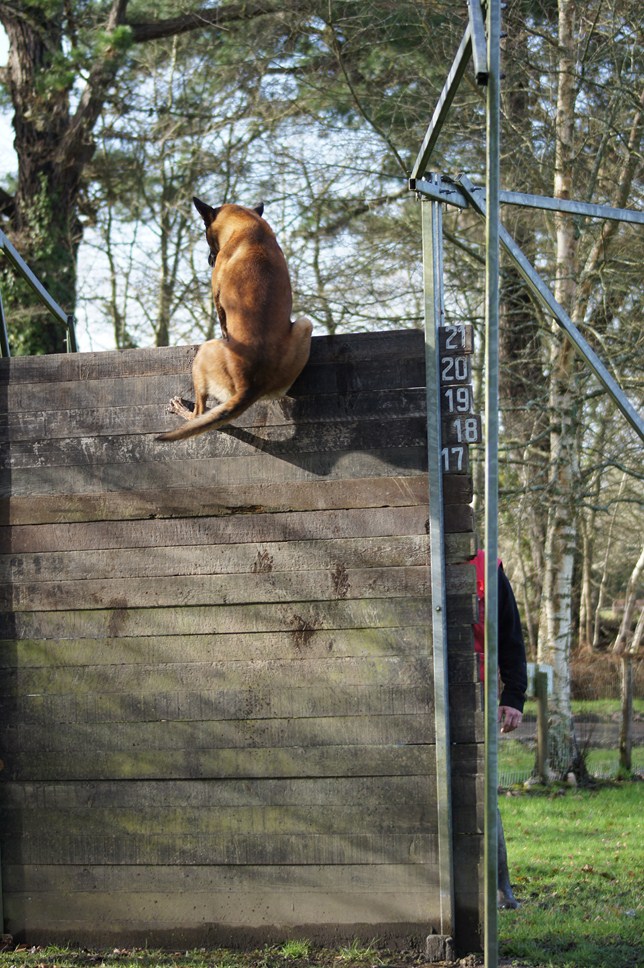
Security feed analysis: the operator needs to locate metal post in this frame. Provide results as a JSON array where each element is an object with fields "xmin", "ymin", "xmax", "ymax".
[
  {"xmin": 484, "ymin": 0, "xmax": 501, "ymax": 964},
  {"xmin": 66, "ymin": 314, "xmax": 79, "ymax": 353},
  {"xmin": 0, "ymin": 290, "xmax": 10, "ymax": 357},
  {"xmin": 535, "ymin": 671, "xmax": 549, "ymax": 783},
  {"xmin": 421, "ymin": 185, "xmax": 455, "ymax": 946}
]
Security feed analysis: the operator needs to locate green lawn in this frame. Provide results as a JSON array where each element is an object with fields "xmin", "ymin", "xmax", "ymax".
[
  {"xmin": 500, "ymin": 781, "xmax": 644, "ymax": 967},
  {"xmin": 499, "ymin": 698, "xmax": 643, "ymax": 786}
]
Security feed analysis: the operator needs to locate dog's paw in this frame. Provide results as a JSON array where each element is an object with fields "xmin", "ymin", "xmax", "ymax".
[{"xmin": 167, "ymin": 396, "xmax": 191, "ymax": 418}]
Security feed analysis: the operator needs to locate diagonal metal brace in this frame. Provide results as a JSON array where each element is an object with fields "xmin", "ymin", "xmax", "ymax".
[
  {"xmin": 467, "ymin": 0, "xmax": 489, "ymax": 84},
  {"xmin": 409, "ymin": 26, "xmax": 473, "ymax": 182},
  {"xmin": 457, "ymin": 174, "xmax": 644, "ymax": 441}
]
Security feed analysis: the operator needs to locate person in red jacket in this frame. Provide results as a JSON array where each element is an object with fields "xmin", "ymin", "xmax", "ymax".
[{"xmin": 472, "ymin": 549, "xmax": 528, "ymax": 909}]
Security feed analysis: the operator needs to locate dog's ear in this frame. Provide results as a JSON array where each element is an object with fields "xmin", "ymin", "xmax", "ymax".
[
  {"xmin": 193, "ymin": 196, "xmax": 219, "ymax": 226},
  {"xmin": 254, "ymin": 203, "xmax": 264, "ymax": 218}
]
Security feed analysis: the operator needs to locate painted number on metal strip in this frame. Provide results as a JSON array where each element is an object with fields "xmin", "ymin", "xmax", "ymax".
[
  {"xmin": 443, "ymin": 414, "xmax": 482, "ymax": 444},
  {"xmin": 438, "ymin": 324, "xmax": 474, "ymax": 354},
  {"xmin": 441, "ymin": 445, "xmax": 469, "ymax": 474},
  {"xmin": 440, "ymin": 355, "xmax": 471, "ymax": 385},
  {"xmin": 441, "ymin": 385, "xmax": 473, "ymax": 414}
]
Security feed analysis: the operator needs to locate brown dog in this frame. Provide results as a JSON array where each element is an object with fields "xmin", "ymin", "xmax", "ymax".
[{"xmin": 157, "ymin": 198, "xmax": 312, "ymax": 441}]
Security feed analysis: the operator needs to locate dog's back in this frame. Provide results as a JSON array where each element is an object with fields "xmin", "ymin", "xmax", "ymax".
[
  {"xmin": 214, "ymin": 208, "xmax": 293, "ymax": 342},
  {"xmin": 157, "ymin": 199, "xmax": 312, "ymax": 442}
]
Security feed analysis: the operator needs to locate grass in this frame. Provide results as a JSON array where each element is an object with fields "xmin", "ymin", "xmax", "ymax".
[
  {"xmin": 0, "ymin": 940, "xmax": 397, "ymax": 968},
  {"xmin": 499, "ymin": 739, "xmax": 644, "ymax": 785},
  {"xmin": 521, "ymin": 698, "xmax": 644, "ymax": 719},
  {"xmin": 499, "ymin": 697, "xmax": 643, "ymax": 786},
  {"xmin": 500, "ymin": 780, "xmax": 644, "ymax": 967}
]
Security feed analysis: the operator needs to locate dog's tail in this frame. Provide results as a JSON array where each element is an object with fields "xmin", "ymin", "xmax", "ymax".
[{"xmin": 156, "ymin": 387, "xmax": 260, "ymax": 442}]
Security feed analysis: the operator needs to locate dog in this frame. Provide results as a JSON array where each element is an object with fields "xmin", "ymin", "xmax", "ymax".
[{"xmin": 157, "ymin": 198, "xmax": 312, "ymax": 441}]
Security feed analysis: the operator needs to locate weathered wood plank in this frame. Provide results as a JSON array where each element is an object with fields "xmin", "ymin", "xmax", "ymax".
[
  {"xmin": 1, "ymin": 357, "xmax": 426, "ymax": 415},
  {"xmin": 1, "ymin": 506, "xmax": 429, "ymax": 554},
  {"xmin": 0, "ymin": 826, "xmax": 438, "ymax": 864},
  {"xmin": 2, "ymin": 887, "xmax": 437, "ymax": 932},
  {"xmin": 0, "ymin": 714, "xmax": 434, "ymax": 755},
  {"xmin": 0, "ymin": 388, "xmax": 429, "ymax": 443},
  {"xmin": 0, "ymin": 330, "xmax": 424, "ymax": 385},
  {"xmin": 0, "ymin": 775, "xmax": 434, "ymax": 810},
  {"xmin": 1, "ymin": 743, "xmax": 435, "ymax": 782},
  {"xmin": 0, "ymin": 685, "xmax": 478, "ymax": 735},
  {"xmin": 0, "ymin": 653, "xmax": 430, "ymax": 695},
  {"xmin": 0, "ymin": 534, "xmax": 429, "ymax": 583},
  {"xmin": 1, "ymin": 562, "xmax": 473, "ymax": 612},
  {"xmin": 0, "ymin": 416, "xmax": 427, "ymax": 471},
  {"xmin": 0, "ymin": 798, "xmax": 432, "ymax": 837},
  {"xmin": 2, "ymin": 861, "xmax": 436, "ymax": 893},
  {"xmin": 0, "ymin": 596, "xmax": 434, "ymax": 639},
  {"xmin": 0, "ymin": 447, "xmax": 426, "ymax": 498},
  {"xmin": 1, "ymin": 565, "xmax": 431, "ymax": 611},
  {"xmin": 1, "ymin": 683, "xmax": 434, "ymax": 726},
  {"xmin": 0, "ymin": 476, "xmax": 430, "ymax": 526},
  {"xmin": 0, "ymin": 708, "xmax": 481, "ymax": 752},
  {"xmin": 0, "ymin": 626, "xmax": 430, "ymax": 669}
]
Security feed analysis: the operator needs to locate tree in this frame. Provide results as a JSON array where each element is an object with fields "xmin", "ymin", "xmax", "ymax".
[{"xmin": 0, "ymin": 0, "xmax": 311, "ymax": 353}]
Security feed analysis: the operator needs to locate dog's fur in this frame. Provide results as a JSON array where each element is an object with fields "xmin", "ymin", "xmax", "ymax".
[{"xmin": 157, "ymin": 198, "xmax": 312, "ymax": 441}]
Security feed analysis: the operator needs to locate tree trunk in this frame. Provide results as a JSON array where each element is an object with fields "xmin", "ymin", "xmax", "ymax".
[
  {"xmin": 536, "ymin": 0, "xmax": 583, "ymax": 779},
  {"xmin": 1, "ymin": 2, "xmax": 80, "ymax": 352}
]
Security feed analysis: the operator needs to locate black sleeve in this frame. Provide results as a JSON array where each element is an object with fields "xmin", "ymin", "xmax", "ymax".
[{"xmin": 497, "ymin": 567, "xmax": 528, "ymax": 712}]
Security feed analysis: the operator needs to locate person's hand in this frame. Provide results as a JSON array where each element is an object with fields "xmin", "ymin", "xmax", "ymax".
[{"xmin": 498, "ymin": 705, "xmax": 522, "ymax": 733}]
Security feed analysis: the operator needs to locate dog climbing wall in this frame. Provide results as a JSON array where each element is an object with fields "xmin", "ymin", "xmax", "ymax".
[{"xmin": 0, "ymin": 331, "xmax": 481, "ymax": 951}]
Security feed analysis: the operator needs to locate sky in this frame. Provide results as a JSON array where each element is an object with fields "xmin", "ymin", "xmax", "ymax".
[{"xmin": 0, "ymin": 30, "xmax": 15, "ymax": 180}]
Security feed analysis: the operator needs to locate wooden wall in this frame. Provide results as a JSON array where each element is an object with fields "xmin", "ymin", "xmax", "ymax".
[{"xmin": 0, "ymin": 330, "xmax": 481, "ymax": 951}]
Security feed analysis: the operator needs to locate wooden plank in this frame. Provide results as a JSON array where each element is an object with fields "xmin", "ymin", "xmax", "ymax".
[
  {"xmin": 2, "ymin": 561, "xmax": 472, "ymax": 612},
  {"xmin": 0, "ymin": 596, "xmax": 434, "ymax": 640},
  {"xmin": 1, "ymin": 565, "xmax": 431, "ymax": 611},
  {"xmin": 0, "ymin": 447, "xmax": 426, "ymax": 498},
  {"xmin": 0, "ymin": 415, "xmax": 427, "ymax": 470},
  {"xmin": 0, "ymin": 712, "xmax": 486, "ymax": 757},
  {"xmin": 1, "ymin": 505, "xmax": 429, "ymax": 555},
  {"xmin": 0, "ymin": 826, "xmax": 438, "ymax": 864},
  {"xmin": 2, "ymin": 861, "xmax": 437, "ymax": 893},
  {"xmin": 0, "ymin": 798, "xmax": 432, "ymax": 837},
  {"xmin": 1, "ymin": 744, "xmax": 435, "ymax": 783},
  {"xmin": 1, "ymin": 357, "xmax": 427, "ymax": 414},
  {"xmin": 0, "ymin": 775, "xmax": 435, "ymax": 810},
  {"xmin": 0, "ymin": 714, "xmax": 434, "ymax": 755},
  {"xmin": 0, "ymin": 476, "xmax": 430, "ymax": 526},
  {"xmin": 0, "ymin": 654, "xmax": 431, "ymax": 695},
  {"xmin": 0, "ymin": 388, "xmax": 429, "ymax": 443},
  {"xmin": 0, "ymin": 626, "xmax": 430, "ymax": 669},
  {"xmin": 2, "ymin": 888, "xmax": 438, "ymax": 932},
  {"xmin": 0, "ymin": 330, "xmax": 425, "ymax": 386},
  {"xmin": 1, "ymin": 683, "xmax": 434, "ymax": 727},
  {"xmin": 0, "ymin": 534, "xmax": 429, "ymax": 583}
]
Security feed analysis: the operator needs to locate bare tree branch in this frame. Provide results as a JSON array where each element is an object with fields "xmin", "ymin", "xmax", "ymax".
[{"xmin": 127, "ymin": 0, "xmax": 307, "ymax": 43}]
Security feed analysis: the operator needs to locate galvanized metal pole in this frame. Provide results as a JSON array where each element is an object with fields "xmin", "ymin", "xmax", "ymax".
[
  {"xmin": 0, "ymin": 290, "xmax": 10, "ymax": 358},
  {"xmin": 421, "ymin": 183, "xmax": 455, "ymax": 943},
  {"xmin": 484, "ymin": 0, "xmax": 501, "ymax": 964}
]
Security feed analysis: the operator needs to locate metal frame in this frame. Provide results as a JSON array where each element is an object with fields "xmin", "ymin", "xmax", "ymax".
[
  {"xmin": 414, "ymin": 1, "xmax": 643, "ymax": 964},
  {"xmin": 421, "ymin": 184, "xmax": 455, "ymax": 940},
  {"xmin": 0, "ymin": 228, "xmax": 78, "ymax": 355}
]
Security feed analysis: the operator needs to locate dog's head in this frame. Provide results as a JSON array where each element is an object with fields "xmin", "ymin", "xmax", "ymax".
[{"xmin": 193, "ymin": 197, "xmax": 265, "ymax": 266}]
